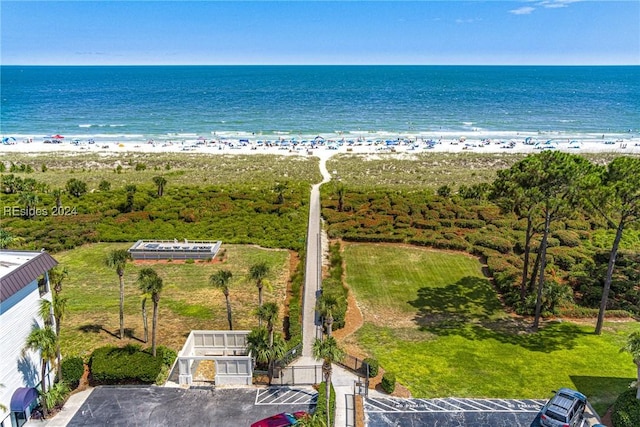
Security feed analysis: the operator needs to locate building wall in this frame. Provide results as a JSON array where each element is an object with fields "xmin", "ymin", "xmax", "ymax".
[{"xmin": 0, "ymin": 280, "xmax": 51, "ymax": 425}]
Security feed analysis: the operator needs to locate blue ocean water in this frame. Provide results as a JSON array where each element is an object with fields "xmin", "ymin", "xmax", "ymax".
[{"xmin": 1, "ymin": 66, "xmax": 638, "ymax": 142}]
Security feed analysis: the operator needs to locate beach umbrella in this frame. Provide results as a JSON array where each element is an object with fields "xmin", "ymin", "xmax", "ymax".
[
  {"xmin": 52, "ymin": 134, "xmax": 65, "ymax": 139},
  {"xmin": 2, "ymin": 137, "xmax": 16, "ymax": 143}
]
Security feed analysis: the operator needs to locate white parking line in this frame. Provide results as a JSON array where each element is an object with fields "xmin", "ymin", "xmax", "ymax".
[
  {"xmin": 365, "ymin": 398, "xmax": 545, "ymax": 413},
  {"xmin": 255, "ymin": 388, "xmax": 317, "ymax": 406}
]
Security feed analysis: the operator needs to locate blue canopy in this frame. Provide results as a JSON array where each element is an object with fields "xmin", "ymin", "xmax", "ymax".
[{"xmin": 10, "ymin": 387, "xmax": 38, "ymax": 412}]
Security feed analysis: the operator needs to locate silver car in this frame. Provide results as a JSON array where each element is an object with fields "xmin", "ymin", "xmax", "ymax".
[{"xmin": 539, "ymin": 388, "xmax": 587, "ymax": 427}]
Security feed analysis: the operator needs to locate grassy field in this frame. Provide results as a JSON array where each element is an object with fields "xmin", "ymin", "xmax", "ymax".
[
  {"xmin": 326, "ymin": 152, "xmax": 638, "ymax": 190},
  {"xmin": 1, "ymin": 152, "xmax": 321, "ymax": 189},
  {"xmin": 341, "ymin": 243, "xmax": 640, "ymax": 415},
  {"xmin": 54, "ymin": 243, "xmax": 291, "ymax": 358}
]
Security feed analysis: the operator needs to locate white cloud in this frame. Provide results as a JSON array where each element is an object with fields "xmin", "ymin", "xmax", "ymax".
[
  {"xmin": 538, "ymin": 0, "xmax": 581, "ymax": 8},
  {"xmin": 509, "ymin": 6, "xmax": 535, "ymax": 15},
  {"xmin": 455, "ymin": 18, "xmax": 482, "ymax": 24},
  {"xmin": 509, "ymin": 0, "xmax": 580, "ymax": 15}
]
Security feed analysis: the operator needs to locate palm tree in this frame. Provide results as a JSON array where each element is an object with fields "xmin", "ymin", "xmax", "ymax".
[
  {"xmin": 335, "ymin": 183, "xmax": 346, "ymax": 212},
  {"xmin": 313, "ymin": 337, "xmax": 344, "ymax": 427},
  {"xmin": 124, "ymin": 184, "xmax": 137, "ymax": 212},
  {"xmin": 137, "ymin": 268, "xmax": 164, "ymax": 357},
  {"xmin": 621, "ymin": 331, "xmax": 640, "ymax": 399},
  {"xmin": 247, "ymin": 327, "xmax": 287, "ymax": 385},
  {"xmin": 105, "ymin": 249, "xmax": 132, "ymax": 339},
  {"xmin": 317, "ymin": 294, "xmax": 339, "ymax": 338},
  {"xmin": 52, "ymin": 188, "xmax": 63, "ymax": 210},
  {"xmin": 249, "ymin": 262, "xmax": 270, "ymax": 315},
  {"xmin": 209, "ymin": 269, "xmax": 234, "ymax": 330},
  {"xmin": 141, "ymin": 294, "xmax": 149, "ymax": 343},
  {"xmin": 255, "ymin": 302, "xmax": 279, "ymax": 346},
  {"xmin": 152, "ymin": 176, "xmax": 167, "ymax": 197},
  {"xmin": 23, "ymin": 326, "xmax": 57, "ymax": 418},
  {"xmin": 48, "ymin": 266, "xmax": 68, "ymax": 295},
  {"xmin": 39, "ymin": 294, "xmax": 67, "ymax": 379},
  {"xmin": 273, "ymin": 182, "xmax": 288, "ymax": 204},
  {"xmin": 255, "ymin": 302, "xmax": 280, "ymax": 381},
  {"xmin": 18, "ymin": 192, "xmax": 38, "ymax": 218}
]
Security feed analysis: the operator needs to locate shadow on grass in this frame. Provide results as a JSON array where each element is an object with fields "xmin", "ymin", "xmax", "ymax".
[
  {"xmin": 409, "ymin": 276, "xmax": 589, "ymax": 352},
  {"xmin": 78, "ymin": 323, "xmax": 132, "ymax": 340},
  {"xmin": 570, "ymin": 375, "xmax": 636, "ymax": 415},
  {"xmin": 409, "ymin": 276, "xmax": 505, "ymax": 325}
]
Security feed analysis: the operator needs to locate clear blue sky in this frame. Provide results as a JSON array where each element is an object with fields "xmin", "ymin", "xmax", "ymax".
[{"xmin": 1, "ymin": 1, "xmax": 638, "ymax": 65}]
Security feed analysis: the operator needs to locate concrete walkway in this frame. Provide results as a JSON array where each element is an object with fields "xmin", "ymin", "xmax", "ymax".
[
  {"xmin": 294, "ymin": 156, "xmax": 364, "ymax": 426},
  {"xmin": 26, "ymin": 388, "xmax": 94, "ymax": 427}
]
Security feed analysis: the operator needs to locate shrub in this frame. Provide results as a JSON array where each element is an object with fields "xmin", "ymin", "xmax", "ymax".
[
  {"xmin": 381, "ymin": 372, "xmax": 396, "ymax": 394},
  {"xmin": 156, "ymin": 345, "xmax": 178, "ymax": 367},
  {"xmin": 612, "ymin": 387, "xmax": 640, "ymax": 427},
  {"xmin": 135, "ymin": 162, "xmax": 147, "ymax": 171},
  {"xmin": 44, "ymin": 381, "xmax": 70, "ymax": 410},
  {"xmin": 60, "ymin": 356, "xmax": 85, "ymax": 389},
  {"xmin": 66, "ymin": 178, "xmax": 88, "ymax": 197},
  {"xmin": 90, "ymin": 345, "xmax": 165, "ymax": 385},
  {"xmin": 553, "ymin": 230, "xmax": 581, "ymax": 247},
  {"xmin": 364, "ymin": 358, "xmax": 379, "ymax": 377},
  {"xmin": 315, "ymin": 382, "xmax": 335, "ymax": 425},
  {"xmin": 98, "ymin": 180, "xmax": 111, "ymax": 191},
  {"xmin": 454, "ymin": 219, "xmax": 486, "ymax": 229},
  {"xmin": 473, "ymin": 234, "xmax": 513, "ymax": 254}
]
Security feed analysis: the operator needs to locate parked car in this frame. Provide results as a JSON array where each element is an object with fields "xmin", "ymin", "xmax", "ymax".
[
  {"xmin": 250, "ymin": 411, "xmax": 308, "ymax": 427},
  {"xmin": 539, "ymin": 388, "xmax": 587, "ymax": 427}
]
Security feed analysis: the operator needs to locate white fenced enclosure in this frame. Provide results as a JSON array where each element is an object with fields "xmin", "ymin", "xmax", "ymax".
[{"xmin": 176, "ymin": 330, "xmax": 253, "ymax": 386}]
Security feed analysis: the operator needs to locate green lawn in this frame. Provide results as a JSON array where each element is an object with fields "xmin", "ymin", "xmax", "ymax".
[
  {"xmin": 55, "ymin": 242, "xmax": 290, "ymax": 357},
  {"xmin": 342, "ymin": 243, "xmax": 639, "ymax": 415}
]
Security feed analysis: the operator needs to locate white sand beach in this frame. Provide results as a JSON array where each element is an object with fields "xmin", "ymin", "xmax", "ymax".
[{"xmin": 1, "ymin": 133, "xmax": 640, "ymax": 160}]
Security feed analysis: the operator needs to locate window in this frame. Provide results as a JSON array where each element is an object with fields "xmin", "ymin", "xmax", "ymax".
[{"xmin": 37, "ymin": 275, "xmax": 49, "ymax": 297}]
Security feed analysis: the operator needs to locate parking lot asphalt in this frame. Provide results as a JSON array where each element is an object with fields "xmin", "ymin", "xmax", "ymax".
[
  {"xmin": 364, "ymin": 397, "xmax": 546, "ymax": 427},
  {"xmin": 65, "ymin": 386, "xmax": 317, "ymax": 427}
]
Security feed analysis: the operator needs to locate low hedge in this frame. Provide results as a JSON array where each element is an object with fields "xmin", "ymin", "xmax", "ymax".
[
  {"xmin": 612, "ymin": 387, "xmax": 640, "ymax": 427},
  {"xmin": 60, "ymin": 356, "xmax": 85, "ymax": 389},
  {"xmin": 315, "ymin": 382, "xmax": 336, "ymax": 425},
  {"xmin": 90, "ymin": 344, "xmax": 167, "ymax": 385}
]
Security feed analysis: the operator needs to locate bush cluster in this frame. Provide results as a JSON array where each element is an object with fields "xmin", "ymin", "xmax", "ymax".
[
  {"xmin": 315, "ymin": 382, "xmax": 336, "ymax": 425},
  {"xmin": 612, "ymin": 388, "xmax": 640, "ymax": 427},
  {"xmin": 321, "ymin": 243, "xmax": 349, "ymax": 331},
  {"xmin": 381, "ymin": 372, "xmax": 396, "ymax": 394},
  {"xmin": 90, "ymin": 344, "xmax": 169, "ymax": 385},
  {"xmin": 363, "ymin": 358, "xmax": 379, "ymax": 377},
  {"xmin": 60, "ymin": 356, "xmax": 85, "ymax": 389}
]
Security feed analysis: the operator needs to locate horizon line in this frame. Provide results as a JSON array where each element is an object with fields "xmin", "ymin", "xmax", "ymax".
[{"xmin": 2, "ymin": 63, "xmax": 639, "ymax": 67}]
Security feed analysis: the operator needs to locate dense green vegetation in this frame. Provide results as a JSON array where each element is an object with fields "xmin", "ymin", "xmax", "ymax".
[
  {"xmin": 90, "ymin": 344, "xmax": 176, "ymax": 385},
  {"xmin": 1, "ymin": 153, "xmax": 317, "ymax": 252},
  {"xmin": 60, "ymin": 356, "xmax": 84, "ymax": 389},
  {"xmin": 343, "ymin": 243, "xmax": 640, "ymax": 414},
  {"xmin": 612, "ymin": 387, "xmax": 640, "ymax": 427}
]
